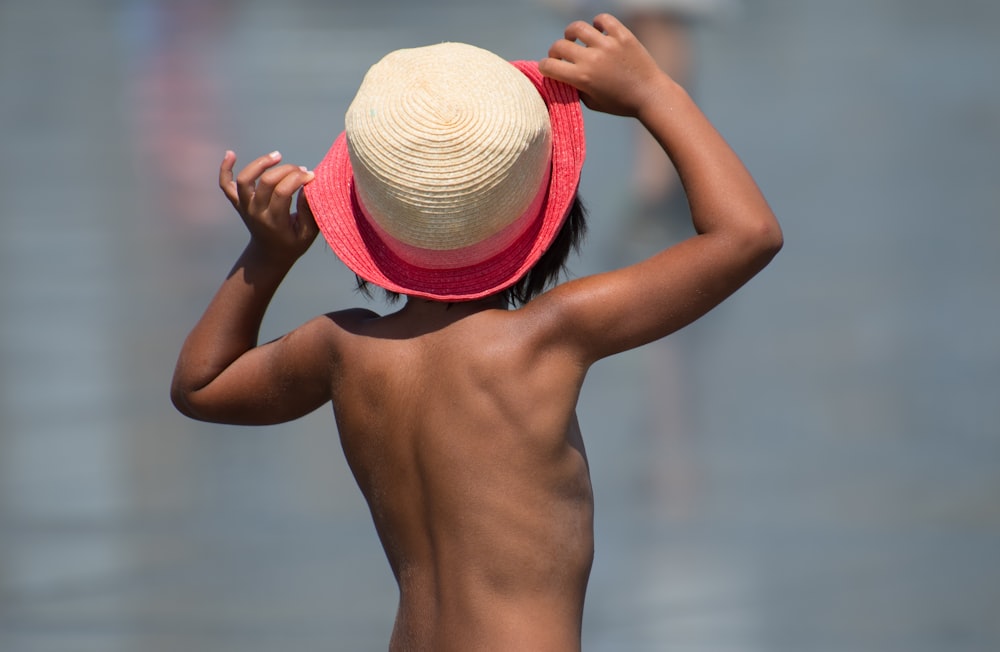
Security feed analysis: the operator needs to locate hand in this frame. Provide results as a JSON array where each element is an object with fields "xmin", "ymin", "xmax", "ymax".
[
  {"xmin": 219, "ymin": 150, "xmax": 319, "ymax": 262},
  {"xmin": 540, "ymin": 13, "xmax": 668, "ymax": 118}
]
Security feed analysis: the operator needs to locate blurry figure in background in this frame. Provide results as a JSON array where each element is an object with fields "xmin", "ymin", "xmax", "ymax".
[
  {"xmin": 542, "ymin": 0, "xmax": 736, "ymax": 233},
  {"xmin": 621, "ymin": 0, "xmax": 735, "ymax": 226},
  {"xmin": 119, "ymin": 0, "xmax": 233, "ymax": 226}
]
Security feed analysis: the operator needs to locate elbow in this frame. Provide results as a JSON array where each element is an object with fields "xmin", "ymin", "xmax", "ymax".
[
  {"xmin": 724, "ymin": 214, "xmax": 782, "ymax": 277},
  {"xmin": 762, "ymin": 220, "xmax": 784, "ymax": 259},
  {"xmin": 746, "ymin": 213, "xmax": 783, "ymax": 263},
  {"xmin": 170, "ymin": 376, "xmax": 206, "ymax": 421},
  {"xmin": 170, "ymin": 383, "xmax": 195, "ymax": 419}
]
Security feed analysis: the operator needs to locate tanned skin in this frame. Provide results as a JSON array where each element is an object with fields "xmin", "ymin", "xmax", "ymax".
[{"xmin": 172, "ymin": 14, "xmax": 782, "ymax": 651}]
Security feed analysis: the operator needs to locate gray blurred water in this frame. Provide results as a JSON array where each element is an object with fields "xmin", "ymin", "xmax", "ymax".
[{"xmin": 1, "ymin": 0, "xmax": 998, "ymax": 650}]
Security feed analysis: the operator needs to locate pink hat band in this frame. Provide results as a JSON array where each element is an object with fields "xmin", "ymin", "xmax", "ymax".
[{"xmin": 355, "ymin": 161, "xmax": 552, "ymax": 271}]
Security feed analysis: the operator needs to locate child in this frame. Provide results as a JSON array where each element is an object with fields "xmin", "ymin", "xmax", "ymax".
[{"xmin": 172, "ymin": 13, "xmax": 781, "ymax": 651}]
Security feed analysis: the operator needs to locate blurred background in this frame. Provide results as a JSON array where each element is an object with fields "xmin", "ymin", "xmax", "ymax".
[{"xmin": 1, "ymin": 0, "xmax": 998, "ymax": 650}]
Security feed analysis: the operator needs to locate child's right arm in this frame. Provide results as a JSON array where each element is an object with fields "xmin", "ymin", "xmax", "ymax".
[{"xmin": 536, "ymin": 13, "xmax": 783, "ymax": 364}]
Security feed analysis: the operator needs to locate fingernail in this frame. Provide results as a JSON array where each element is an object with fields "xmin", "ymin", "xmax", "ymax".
[{"xmin": 269, "ymin": 150, "xmax": 281, "ymax": 159}]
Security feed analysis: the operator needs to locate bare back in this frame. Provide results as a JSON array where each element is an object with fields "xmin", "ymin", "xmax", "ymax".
[{"xmin": 327, "ymin": 300, "xmax": 594, "ymax": 651}]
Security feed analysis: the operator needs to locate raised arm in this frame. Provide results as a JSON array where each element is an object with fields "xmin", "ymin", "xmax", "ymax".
[
  {"xmin": 537, "ymin": 13, "xmax": 782, "ymax": 363},
  {"xmin": 171, "ymin": 151, "xmax": 330, "ymax": 425}
]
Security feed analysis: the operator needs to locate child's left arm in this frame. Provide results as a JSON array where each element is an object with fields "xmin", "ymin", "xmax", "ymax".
[{"xmin": 171, "ymin": 151, "xmax": 332, "ymax": 425}]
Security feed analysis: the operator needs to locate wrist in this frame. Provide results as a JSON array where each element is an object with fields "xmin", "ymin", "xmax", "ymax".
[
  {"xmin": 635, "ymin": 75, "xmax": 689, "ymax": 124},
  {"xmin": 244, "ymin": 238, "xmax": 300, "ymax": 267},
  {"xmin": 239, "ymin": 240, "xmax": 299, "ymax": 286}
]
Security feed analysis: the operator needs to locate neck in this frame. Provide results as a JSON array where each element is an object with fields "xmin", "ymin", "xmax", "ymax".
[
  {"xmin": 402, "ymin": 294, "xmax": 508, "ymax": 316},
  {"xmin": 377, "ymin": 294, "xmax": 506, "ymax": 336}
]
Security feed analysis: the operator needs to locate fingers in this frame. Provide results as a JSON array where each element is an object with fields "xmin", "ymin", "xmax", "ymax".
[
  {"xmin": 591, "ymin": 13, "xmax": 626, "ymax": 38},
  {"xmin": 540, "ymin": 37, "xmax": 579, "ymax": 83},
  {"xmin": 563, "ymin": 18, "xmax": 605, "ymax": 47},
  {"xmin": 551, "ymin": 13, "xmax": 629, "ymax": 59},
  {"xmin": 234, "ymin": 150, "xmax": 283, "ymax": 212},
  {"xmin": 538, "ymin": 55, "xmax": 574, "ymax": 85},
  {"xmin": 221, "ymin": 148, "xmax": 316, "ymax": 224},
  {"xmin": 540, "ymin": 21, "xmax": 596, "ymax": 85},
  {"xmin": 546, "ymin": 37, "xmax": 582, "ymax": 64},
  {"xmin": 219, "ymin": 150, "xmax": 239, "ymax": 207},
  {"xmin": 223, "ymin": 150, "xmax": 315, "ymax": 218},
  {"xmin": 541, "ymin": 13, "xmax": 624, "ymax": 83},
  {"xmin": 296, "ymin": 189, "xmax": 315, "ymax": 225},
  {"xmin": 255, "ymin": 165, "xmax": 315, "ymax": 221},
  {"xmin": 295, "ymin": 190, "xmax": 319, "ymax": 238},
  {"xmin": 249, "ymin": 162, "xmax": 295, "ymax": 214}
]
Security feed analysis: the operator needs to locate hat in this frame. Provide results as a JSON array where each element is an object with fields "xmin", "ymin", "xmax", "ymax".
[{"xmin": 303, "ymin": 42, "xmax": 585, "ymax": 301}]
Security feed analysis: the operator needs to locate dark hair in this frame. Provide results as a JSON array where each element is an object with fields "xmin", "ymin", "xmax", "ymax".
[{"xmin": 356, "ymin": 194, "xmax": 588, "ymax": 306}]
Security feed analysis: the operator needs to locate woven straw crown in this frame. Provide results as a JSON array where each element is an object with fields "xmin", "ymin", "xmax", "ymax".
[
  {"xmin": 304, "ymin": 41, "xmax": 585, "ymax": 301},
  {"xmin": 347, "ymin": 43, "xmax": 552, "ymax": 267}
]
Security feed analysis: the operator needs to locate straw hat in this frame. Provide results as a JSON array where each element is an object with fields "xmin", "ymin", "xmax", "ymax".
[{"xmin": 304, "ymin": 42, "xmax": 585, "ymax": 301}]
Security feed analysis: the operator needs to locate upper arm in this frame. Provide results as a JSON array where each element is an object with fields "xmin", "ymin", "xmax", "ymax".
[
  {"xmin": 172, "ymin": 313, "xmax": 345, "ymax": 426},
  {"xmin": 529, "ymin": 224, "xmax": 782, "ymax": 365}
]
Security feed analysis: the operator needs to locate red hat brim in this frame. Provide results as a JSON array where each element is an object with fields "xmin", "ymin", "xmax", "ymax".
[{"xmin": 303, "ymin": 60, "xmax": 585, "ymax": 301}]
